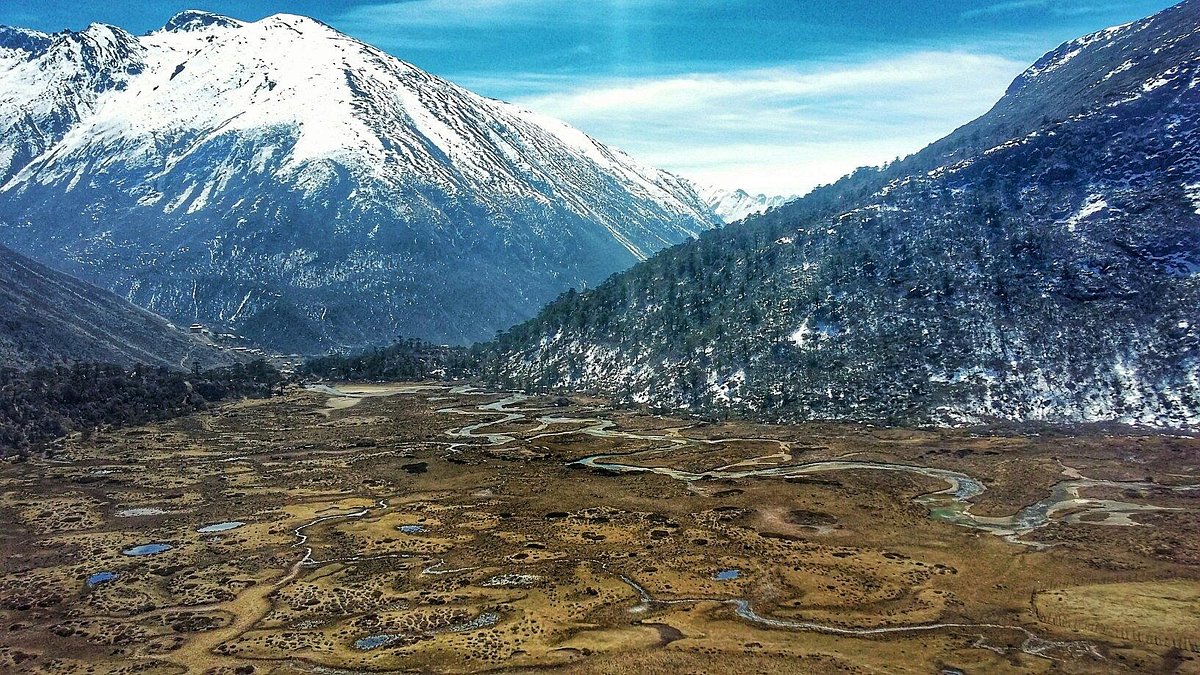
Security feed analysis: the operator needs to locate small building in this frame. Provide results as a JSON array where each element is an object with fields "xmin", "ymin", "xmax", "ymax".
[{"xmin": 189, "ymin": 324, "xmax": 205, "ymax": 334}]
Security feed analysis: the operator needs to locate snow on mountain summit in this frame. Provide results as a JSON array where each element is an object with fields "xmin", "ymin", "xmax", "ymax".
[
  {"xmin": 0, "ymin": 11, "xmax": 719, "ymax": 351},
  {"xmin": 4, "ymin": 10, "xmax": 709, "ymax": 218}
]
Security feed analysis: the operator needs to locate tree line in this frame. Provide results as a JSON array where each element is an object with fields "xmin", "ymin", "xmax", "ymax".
[{"xmin": 300, "ymin": 338, "xmax": 478, "ymax": 381}]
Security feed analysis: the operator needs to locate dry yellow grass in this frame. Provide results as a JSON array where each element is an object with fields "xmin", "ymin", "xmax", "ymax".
[
  {"xmin": 1035, "ymin": 580, "xmax": 1200, "ymax": 651},
  {"xmin": 1, "ymin": 384, "xmax": 1197, "ymax": 674}
]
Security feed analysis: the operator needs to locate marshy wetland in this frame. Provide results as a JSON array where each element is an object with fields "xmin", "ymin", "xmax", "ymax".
[{"xmin": 1, "ymin": 383, "xmax": 1198, "ymax": 674}]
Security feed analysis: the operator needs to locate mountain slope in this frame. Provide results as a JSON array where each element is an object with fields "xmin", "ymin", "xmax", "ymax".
[
  {"xmin": 0, "ymin": 11, "xmax": 718, "ymax": 353},
  {"xmin": 0, "ymin": 243, "xmax": 236, "ymax": 370},
  {"xmin": 485, "ymin": 0, "xmax": 1200, "ymax": 429}
]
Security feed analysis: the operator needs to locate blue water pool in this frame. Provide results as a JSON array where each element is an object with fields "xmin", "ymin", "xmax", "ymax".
[
  {"xmin": 86, "ymin": 571, "xmax": 117, "ymax": 587},
  {"xmin": 122, "ymin": 543, "xmax": 172, "ymax": 556}
]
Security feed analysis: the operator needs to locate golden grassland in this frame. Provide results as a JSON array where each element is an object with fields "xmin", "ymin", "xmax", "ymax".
[{"xmin": 0, "ymin": 384, "xmax": 1198, "ymax": 674}]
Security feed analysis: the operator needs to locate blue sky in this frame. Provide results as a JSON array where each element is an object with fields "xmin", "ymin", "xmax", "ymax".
[{"xmin": 0, "ymin": 1, "xmax": 1179, "ymax": 194}]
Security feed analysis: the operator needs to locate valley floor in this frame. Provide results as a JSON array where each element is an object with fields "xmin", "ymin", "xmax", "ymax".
[{"xmin": 1, "ymin": 384, "xmax": 1198, "ymax": 674}]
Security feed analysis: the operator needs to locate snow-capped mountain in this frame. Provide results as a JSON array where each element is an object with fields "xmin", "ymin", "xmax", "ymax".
[
  {"xmin": 696, "ymin": 185, "xmax": 792, "ymax": 223},
  {"xmin": 486, "ymin": 0, "xmax": 1200, "ymax": 429},
  {"xmin": 0, "ymin": 11, "xmax": 718, "ymax": 352}
]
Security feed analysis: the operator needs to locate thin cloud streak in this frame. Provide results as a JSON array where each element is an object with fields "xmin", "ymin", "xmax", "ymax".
[
  {"xmin": 960, "ymin": 0, "xmax": 1137, "ymax": 19},
  {"xmin": 335, "ymin": 0, "xmax": 673, "ymax": 31},
  {"xmin": 337, "ymin": 0, "xmax": 545, "ymax": 29},
  {"xmin": 487, "ymin": 51, "xmax": 1027, "ymax": 195}
]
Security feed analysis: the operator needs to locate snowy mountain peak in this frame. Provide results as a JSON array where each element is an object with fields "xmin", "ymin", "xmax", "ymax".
[
  {"xmin": 0, "ymin": 11, "xmax": 719, "ymax": 351},
  {"xmin": 260, "ymin": 13, "xmax": 338, "ymax": 31},
  {"xmin": 76, "ymin": 23, "xmax": 144, "ymax": 63},
  {"xmin": 158, "ymin": 11, "xmax": 342, "ymax": 38},
  {"xmin": 162, "ymin": 10, "xmax": 245, "ymax": 33}
]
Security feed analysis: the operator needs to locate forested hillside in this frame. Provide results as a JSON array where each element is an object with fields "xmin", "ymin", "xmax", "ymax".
[{"xmin": 484, "ymin": 0, "xmax": 1200, "ymax": 429}]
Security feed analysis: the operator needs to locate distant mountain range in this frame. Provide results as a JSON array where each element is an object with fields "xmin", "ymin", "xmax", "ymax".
[
  {"xmin": 486, "ymin": 0, "xmax": 1200, "ymax": 429},
  {"xmin": 0, "ymin": 243, "xmax": 235, "ymax": 370},
  {"xmin": 696, "ymin": 186, "xmax": 792, "ymax": 223},
  {"xmin": 0, "ymin": 10, "xmax": 719, "ymax": 353}
]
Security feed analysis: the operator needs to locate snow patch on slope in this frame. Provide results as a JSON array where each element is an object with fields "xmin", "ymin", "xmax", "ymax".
[
  {"xmin": 1063, "ymin": 194, "xmax": 1108, "ymax": 231},
  {"xmin": 1186, "ymin": 182, "xmax": 1200, "ymax": 214},
  {"xmin": 1022, "ymin": 20, "xmax": 1146, "ymax": 81}
]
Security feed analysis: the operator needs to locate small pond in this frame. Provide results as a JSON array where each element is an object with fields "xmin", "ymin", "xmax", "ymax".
[
  {"xmin": 86, "ymin": 571, "xmax": 117, "ymax": 587},
  {"xmin": 198, "ymin": 521, "xmax": 245, "ymax": 533},
  {"xmin": 354, "ymin": 634, "xmax": 404, "ymax": 650},
  {"xmin": 122, "ymin": 543, "xmax": 173, "ymax": 556}
]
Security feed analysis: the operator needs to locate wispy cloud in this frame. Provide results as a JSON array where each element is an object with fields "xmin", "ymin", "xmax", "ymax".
[
  {"xmin": 961, "ymin": 0, "xmax": 1134, "ymax": 19},
  {"xmin": 331, "ymin": 0, "xmax": 629, "ymax": 60},
  {"xmin": 474, "ymin": 51, "xmax": 1026, "ymax": 195},
  {"xmin": 335, "ymin": 0, "xmax": 681, "ymax": 31},
  {"xmin": 338, "ymin": 0, "xmax": 550, "ymax": 29},
  {"xmin": 321, "ymin": 0, "xmax": 1167, "ymax": 194}
]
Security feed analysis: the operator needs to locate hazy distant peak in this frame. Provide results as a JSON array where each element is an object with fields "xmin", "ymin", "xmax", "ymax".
[{"xmin": 696, "ymin": 184, "xmax": 792, "ymax": 223}]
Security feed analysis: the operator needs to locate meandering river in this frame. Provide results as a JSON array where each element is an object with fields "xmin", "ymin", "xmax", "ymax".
[{"xmin": 413, "ymin": 387, "xmax": 1198, "ymax": 546}]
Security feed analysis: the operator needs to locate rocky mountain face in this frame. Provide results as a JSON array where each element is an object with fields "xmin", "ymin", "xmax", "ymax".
[
  {"xmin": 0, "ymin": 243, "xmax": 235, "ymax": 370},
  {"xmin": 485, "ymin": 0, "xmax": 1200, "ymax": 429},
  {"xmin": 0, "ymin": 11, "xmax": 718, "ymax": 353},
  {"xmin": 697, "ymin": 185, "xmax": 792, "ymax": 223}
]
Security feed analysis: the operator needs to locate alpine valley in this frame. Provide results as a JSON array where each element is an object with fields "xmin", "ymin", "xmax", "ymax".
[
  {"xmin": 4, "ymin": 3, "xmax": 1200, "ymax": 675},
  {"xmin": 0, "ymin": 10, "xmax": 719, "ymax": 353},
  {"xmin": 486, "ymin": 0, "xmax": 1200, "ymax": 429}
]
